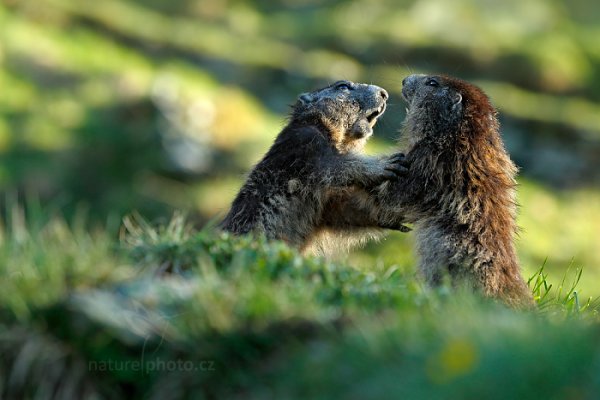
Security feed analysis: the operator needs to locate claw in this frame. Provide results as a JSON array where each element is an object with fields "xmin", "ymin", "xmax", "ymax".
[
  {"xmin": 388, "ymin": 153, "xmax": 409, "ymax": 167},
  {"xmin": 398, "ymin": 224, "xmax": 412, "ymax": 232},
  {"xmin": 383, "ymin": 170, "xmax": 399, "ymax": 180},
  {"xmin": 384, "ymin": 163, "xmax": 409, "ymax": 177},
  {"xmin": 380, "ymin": 222, "xmax": 412, "ymax": 232}
]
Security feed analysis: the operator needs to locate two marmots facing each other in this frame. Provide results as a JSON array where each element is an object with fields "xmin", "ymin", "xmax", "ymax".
[
  {"xmin": 220, "ymin": 80, "xmax": 408, "ymax": 251},
  {"xmin": 221, "ymin": 75, "xmax": 533, "ymax": 308}
]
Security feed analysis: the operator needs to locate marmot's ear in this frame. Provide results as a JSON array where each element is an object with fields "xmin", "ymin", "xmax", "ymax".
[
  {"xmin": 453, "ymin": 93, "xmax": 462, "ymax": 105},
  {"xmin": 298, "ymin": 93, "xmax": 314, "ymax": 104}
]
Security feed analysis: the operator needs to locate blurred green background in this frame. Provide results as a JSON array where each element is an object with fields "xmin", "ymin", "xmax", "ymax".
[{"xmin": 1, "ymin": 0, "xmax": 599, "ymax": 293}]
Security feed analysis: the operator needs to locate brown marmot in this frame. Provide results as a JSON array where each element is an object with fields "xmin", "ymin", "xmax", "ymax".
[
  {"xmin": 392, "ymin": 74, "xmax": 533, "ymax": 306},
  {"xmin": 331, "ymin": 74, "xmax": 534, "ymax": 307},
  {"xmin": 220, "ymin": 80, "xmax": 408, "ymax": 250}
]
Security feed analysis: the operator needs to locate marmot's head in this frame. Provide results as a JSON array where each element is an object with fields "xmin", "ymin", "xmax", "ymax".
[
  {"xmin": 401, "ymin": 74, "xmax": 497, "ymax": 149},
  {"xmin": 292, "ymin": 80, "xmax": 388, "ymax": 151}
]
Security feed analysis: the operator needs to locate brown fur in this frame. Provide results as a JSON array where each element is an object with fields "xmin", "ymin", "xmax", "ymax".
[{"xmin": 331, "ymin": 74, "xmax": 534, "ymax": 307}]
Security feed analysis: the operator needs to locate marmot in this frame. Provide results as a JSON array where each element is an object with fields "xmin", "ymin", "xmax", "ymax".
[
  {"xmin": 331, "ymin": 74, "xmax": 534, "ymax": 307},
  {"xmin": 220, "ymin": 80, "xmax": 408, "ymax": 251},
  {"xmin": 393, "ymin": 74, "xmax": 533, "ymax": 306}
]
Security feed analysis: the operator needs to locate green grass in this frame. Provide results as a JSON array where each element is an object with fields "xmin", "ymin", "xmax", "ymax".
[{"xmin": 1, "ymin": 211, "xmax": 599, "ymax": 399}]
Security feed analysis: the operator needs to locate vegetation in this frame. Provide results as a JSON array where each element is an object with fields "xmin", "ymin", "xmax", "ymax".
[
  {"xmin": 1, "ymin": 0, "xmax": 600, "ymax": 397},
  {"xmin": 0, "ymin": 212, "xmax": 599, "ymax": 399}
]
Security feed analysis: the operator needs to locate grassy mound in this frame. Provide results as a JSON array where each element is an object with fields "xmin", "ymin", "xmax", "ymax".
[{"xmin": 0, "ymin": 213, "xmax": 598, "ymax": 399}]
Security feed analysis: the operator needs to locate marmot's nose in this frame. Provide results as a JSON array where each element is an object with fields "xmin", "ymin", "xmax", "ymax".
[
  {"xmin": 402, "ymin": 74, "xmax": 424, "ymax": 87},
  {"xmin": 379, "ymin": 88, "xmax": 389, "ymax": 101}
]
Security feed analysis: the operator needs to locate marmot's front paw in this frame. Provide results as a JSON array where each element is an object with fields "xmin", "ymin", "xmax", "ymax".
[
  {"xmin": 362, "ymin": 154, "xmax": 409, "ymax": 186},
  {"xmin": 383, "ymin": 153, "xmax": 409, "ymax": 178},
  {"xmin": 370, "ymin": 166, "xmax": 405, "ymax": 186},
  {"xmin": 380, "ymin": 222, "xmax": 412, "ymax": 232}
]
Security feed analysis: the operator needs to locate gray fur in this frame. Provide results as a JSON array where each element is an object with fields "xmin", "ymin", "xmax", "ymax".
[{"xmin": 221, "ymin": 80, "xmax": 408, "ymax": 252}]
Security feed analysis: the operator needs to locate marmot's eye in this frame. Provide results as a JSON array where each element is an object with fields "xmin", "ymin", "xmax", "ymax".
[
  {"xmin": 335, "ymin": 82, "xmax": 353, "ymax": 91},
  {"xmin": 426, "ymin": 78, "xmax": 439, "ymax": 87}
]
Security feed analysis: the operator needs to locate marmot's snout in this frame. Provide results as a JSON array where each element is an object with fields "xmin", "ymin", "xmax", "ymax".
[
  {"xmin": 401, "ymin": 74, "xmax": 424, "ymax": 103},
  {"xmin": 375, "ymin": 86, "xmax": 389, "ymax": 101},
  {"xmin": 363, "ymin": 85, "xmax": 388, "ymax": 125}
]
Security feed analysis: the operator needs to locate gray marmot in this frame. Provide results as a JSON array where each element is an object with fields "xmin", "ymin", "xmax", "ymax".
[
  {"xmin": 220, "ymin": 80, "xmax": 408, "ymax": 251},
  {"xmin": 331, "ymin": 74, "xmax": 534, "ymax": 307}
]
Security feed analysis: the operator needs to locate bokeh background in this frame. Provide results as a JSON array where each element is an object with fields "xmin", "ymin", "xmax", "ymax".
[{"xmin": 1, "ymin": 0, "xmax": 600, "ymax": 293}]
